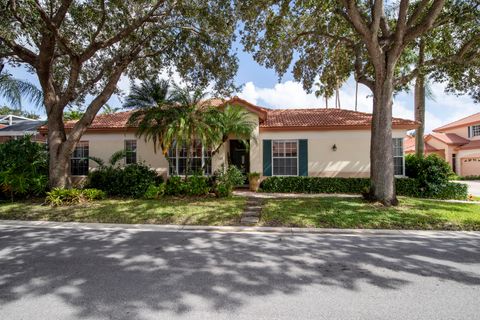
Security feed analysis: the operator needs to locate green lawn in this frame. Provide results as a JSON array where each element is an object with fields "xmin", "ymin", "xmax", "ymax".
[
  {"xmin": 0, "ymin": 196, "xmax": 246, "ymax": 226},
  {"xmin": 260, "ymin": 197, "xmax": 480, "ymax": 230}
]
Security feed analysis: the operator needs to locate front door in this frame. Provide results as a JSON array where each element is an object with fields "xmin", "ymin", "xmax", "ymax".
[{"xmin": 229, "ymin": 140, "xmax": 249, "ymax": 183}]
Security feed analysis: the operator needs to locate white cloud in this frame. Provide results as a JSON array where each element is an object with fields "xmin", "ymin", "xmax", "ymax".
[{"xmin": 237, "ymin": 77, "xmax": 479, "ymax": 134}]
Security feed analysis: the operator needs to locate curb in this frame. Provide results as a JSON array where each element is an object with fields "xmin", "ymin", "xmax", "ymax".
[{"xmin": 1, "ymin": 220, "xmax": 479, "ymax": 237}]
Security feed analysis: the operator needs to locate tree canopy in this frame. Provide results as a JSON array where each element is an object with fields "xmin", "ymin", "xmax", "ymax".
[
  {"xmin": 0, "ymin": 0, "xmax": 239, "ymax": 187},
  {"xmin": 238, "ymin": 0, "xmax": 479, "ymax": 205}
]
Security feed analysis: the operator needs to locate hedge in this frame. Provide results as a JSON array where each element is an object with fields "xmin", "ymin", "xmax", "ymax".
[{"xmin": 260, "ymin": 176, "xmax": 468, "ymax": 200}]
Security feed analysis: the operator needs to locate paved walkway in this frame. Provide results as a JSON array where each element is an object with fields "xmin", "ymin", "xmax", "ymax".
[
  {"xmin": 453, "ymin": 180, "xmax": 480, "ymax": 196},
  {"xmin": 233, "ymin": 190, "xmax": 360, "ymax": 199},
  {"xmin": 234, "ymin": 190, "xmax": 480, "ymax": 204},
  {"xmin": 239, "ymin": 197, "xmax": 263, "ymax": 225}
]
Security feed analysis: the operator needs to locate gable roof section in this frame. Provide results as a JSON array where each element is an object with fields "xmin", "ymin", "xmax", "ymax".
[
  {"xmin": 426, "ymin": 132, "xmax": 469, "ymax": 145},
  {"xmin": 457, "ymin": 140, "xmax": 480, "ymax": 151},
  {"xmin": 433, "ymin": 112, "xmax": 480, "ymax": 132},
  {"xmin": 260, "ymin": 108, "xmax": 417, "ymax": 130},
  {"xmin": 404, "ymin": 135, "xmax": 440, "ymax": 153}
]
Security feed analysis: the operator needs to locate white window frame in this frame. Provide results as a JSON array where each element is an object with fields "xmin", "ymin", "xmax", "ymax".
[
  {"xmin": 392, "ymin": 138, "xmax": 405, "ymax": 176},
  {"xmin": 168, "ymin": 141, "xmax": 212, "ymax": 176},
  {"xmin": 124, "ymin": 139, "xmax": 137, "ymax": 164},
  {"xmin": 71, "ymin": 141, "xmax": 89, "ymax": 176},
  {"xmin": 470, "ymin": 125, "xmax": 480, "ymax": 138},
  {"xmin": 272, "ymin": 139, "xmax": 299, "ymax": 176}
]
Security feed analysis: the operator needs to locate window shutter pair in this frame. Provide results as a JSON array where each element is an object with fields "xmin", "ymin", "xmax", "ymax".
[{"xmin": 262, "ymin": 139, "xmax": 308, "ymax": 176}]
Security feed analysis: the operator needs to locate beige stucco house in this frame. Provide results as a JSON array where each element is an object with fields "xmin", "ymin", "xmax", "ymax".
[
  {"xmin": 41, "ymin": 97, "xmax": 417, "ymax": 181},
  {"xmin": 405, "ymin": 112, "xmax": 480, "ymax": 177}
]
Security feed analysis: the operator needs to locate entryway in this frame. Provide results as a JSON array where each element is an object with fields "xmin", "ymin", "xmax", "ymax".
[{"xmin": 229, "ymin": 140, "xmax": 249, "ymax": 184}]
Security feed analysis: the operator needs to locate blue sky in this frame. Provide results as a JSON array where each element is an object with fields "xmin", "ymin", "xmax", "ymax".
[{"xmin": 2, "ymin": 43, "xmax": 478, "ymax": 133}]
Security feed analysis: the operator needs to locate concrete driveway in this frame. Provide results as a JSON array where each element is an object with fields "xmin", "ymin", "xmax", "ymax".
[
  {"xmin": 0, "ymin": 222, "xmax": 479, "ymax": 320},
  {"xmin": 455, "ymin": 180, "xmax": 480, "ymax": 196}
]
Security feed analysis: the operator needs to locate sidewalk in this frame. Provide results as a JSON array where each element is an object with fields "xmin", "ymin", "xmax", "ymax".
[
  {"xmin": 233, "ymin": 190, "xmax": 360, "ymax": 199},
  {"xmin": 1, "ymin": 220, "xmax": 479, "ymax": 237}
]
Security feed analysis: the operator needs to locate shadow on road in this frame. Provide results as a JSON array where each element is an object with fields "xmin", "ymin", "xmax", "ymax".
[{"xmin": 0, "ymin": 226, "xmax": 479, "ymax": 319}]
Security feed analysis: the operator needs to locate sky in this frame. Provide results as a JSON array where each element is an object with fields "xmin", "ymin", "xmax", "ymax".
[{"xmin": 2, "ymin": 42, "xmax": 478, "ymax": 133}]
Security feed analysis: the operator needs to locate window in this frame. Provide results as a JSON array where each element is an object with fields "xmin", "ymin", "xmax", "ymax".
[
  {"xmin": 168, "ymin": 140, "xmax": 211, "ymax": 175},
  {"xmin": 469, "ymin": 125, "xmax": 480, "ymax": 138},
  {"xmin": 272, "ymin": 140, "xmax": 298, "ymax": 176},
  {"xmin": 71, "ymin": 141, "xmax": 89, "ymax": 176},
  {"xmin": 125, "ymin": 140, "xmax": 137, "ymax": 164},
  {"xmin": 392, "ymin": 138, "xmax": 404, "ymax": 176}
]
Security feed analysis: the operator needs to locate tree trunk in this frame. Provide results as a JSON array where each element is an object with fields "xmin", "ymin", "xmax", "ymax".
[
  {"xmin": 414, "ymin": 39, "xmax": 426, "ymax": 157},
  {"xmin": 370, "ymin": 76, "xmax": 398, "ymax": 206},
  {"xmin": 47, "ymin": 109, "xmax": 71, "ymax": 188}
]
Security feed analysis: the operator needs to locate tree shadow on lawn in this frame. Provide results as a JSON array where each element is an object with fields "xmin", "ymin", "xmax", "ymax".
[
  {"xmin": 0, "ymin": 198, "xmax": 244, "ymax": 226},
  {"xmin": 262, "ymin": 198, "xmax": 480, "ymax": 230},
  {"xmin": 0, "ymin": 226, "xmax": 479, "ymax": 319}
]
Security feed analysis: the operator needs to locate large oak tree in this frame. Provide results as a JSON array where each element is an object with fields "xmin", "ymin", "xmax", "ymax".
[
  {"xmin": 238, "ymin": 0, "xmax": 479, "ymax": 205},
  {"xmin": 0, "ymin": 0, "xmax": 238, "ymax": 187}
]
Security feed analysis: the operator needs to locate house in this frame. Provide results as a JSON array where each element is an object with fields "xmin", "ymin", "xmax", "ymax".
[
  {"xmin": 39, "ymin": 97, "xmax": 417, "ymax": 183},
  {"xmin": 0, "ymin": 119, "xmax": 46, "ymax": 143},
  {"xmin": 405, "ymin": 112, "xmax": 480, "ymax": 176}
]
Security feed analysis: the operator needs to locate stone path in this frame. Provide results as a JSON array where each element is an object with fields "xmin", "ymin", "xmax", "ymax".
[{"xmin": 240, "ymin": 196, "xmax": 264, "ymax": 226}]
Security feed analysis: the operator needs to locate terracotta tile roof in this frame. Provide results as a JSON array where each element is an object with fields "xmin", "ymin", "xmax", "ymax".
[
  {"xmin": 41, "ymin": 100, "xmax": 417, "ymax": 132},
  {"xmin": 260, "ymin": 108, "xmax": 417, "ymax": 129},
  {"xmin": 404, "ymin": 135, "xmax": 440, "ymax": 153},
  {"xmin": 427, "ymin": 132, "xmax": 469, "ymax": 145},
  {"xmin": 457, "ymin": 140, "xmax": 480, "ymax": 151},
  {"xmin": 433, "ymin": 112, "xmax": 480, "ymax": 132},
  {"xmin": 68, "ymin": 111, "xmax": 133, "ymax": 129}
]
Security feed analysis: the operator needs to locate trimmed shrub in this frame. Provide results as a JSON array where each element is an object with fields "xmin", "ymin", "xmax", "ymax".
[
  {"xmin": 260, "ymin": 176, "xmax": 370, "ymax": 194},
  {"xmin": 185, "ymin": 175, "xmax": 210, "ymax": 196},
  {"xmin": 403, "ymin": 154, "xmax": 466, "ymax": 199},
  {"xmin": 260, "ymin": 176, "xmax": 467, "ymax": 200},
  {"xmin": 164, "ymin": 176, "xmax": 188, "ymax": 196},
  {"xmin": 87, "ymin": 163, "xmax": 160, "ymax": 198},
  {"xmin": 164, "ymin": 174, "xmax": 210, "ymax": 196}
]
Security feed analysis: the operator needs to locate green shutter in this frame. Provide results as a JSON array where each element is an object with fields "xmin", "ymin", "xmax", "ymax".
[
  {"xmin": 299, "ymin": 139, "xmax": 308, "ymax": 176},
  {"xmin": 263, "ymin": 140, "xmax": 272, "ymax": 176}
]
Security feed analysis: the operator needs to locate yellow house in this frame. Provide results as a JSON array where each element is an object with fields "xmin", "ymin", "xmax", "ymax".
[
  {"xmin": 405, "ymin": 112, "xmax": 480, "ymax": 177},
  {"xmin": 42, "ymin": 97, "xmax": 417, "ymax": 182}
]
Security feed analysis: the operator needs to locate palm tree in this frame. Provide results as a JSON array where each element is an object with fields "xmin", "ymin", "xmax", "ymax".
[
  {"xmin": 63, "ymin": 107, "xmax": 84, "ymax": 121},
  {"xmin": 0, "ymin": 62, "xmax": 43, "ymax": 109},
  {"xmin": 206, "ymin": 104, "xmax": 256, "ymax": 158},
  {"xmin": 102, "ymin": 104, "xmax": 121, "ymax": 114},
  {"xmin": 127, "ymin": 80, "xmax": 256, "ymax": 176},
  {"xmin": 123, "ymin": 78, "xmax": 170, "ymax": 109}
]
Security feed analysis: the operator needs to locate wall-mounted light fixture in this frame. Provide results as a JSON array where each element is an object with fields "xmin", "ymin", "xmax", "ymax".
[{"xmin": 332, "ymin": 144, "xmax": 337, "ymax": 151}]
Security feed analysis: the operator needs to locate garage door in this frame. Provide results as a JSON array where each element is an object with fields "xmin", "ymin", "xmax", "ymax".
[{"xmin": 461, "ymin": 157, "xmax": 480, "ymax": 177}]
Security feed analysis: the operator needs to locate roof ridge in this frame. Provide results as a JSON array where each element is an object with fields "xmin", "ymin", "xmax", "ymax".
[{"xmin": 434, "ymin": 112, "xmax": 480, "ymax": 131}]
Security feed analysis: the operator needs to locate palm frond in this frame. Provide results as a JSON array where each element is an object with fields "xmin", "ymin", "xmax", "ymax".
[
  {"xmin": 0, "ymin": 74, "xmax": 43, "ymax": 109},
  {"xmin": 109, "ymin": 150, "xmax": 127, "ymax": 166},
  {"xmin": 123, "ymin": 78, "xmax": 170, "ymax": 109},
  {"xmin": 88, "ymin": 156, "xmax": 105, "ymax": 167}
]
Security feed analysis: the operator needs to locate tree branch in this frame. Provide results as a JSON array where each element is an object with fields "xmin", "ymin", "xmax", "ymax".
[{"xmin": 404, "ymin": 0, "xmax": 446, "ymax": 42}]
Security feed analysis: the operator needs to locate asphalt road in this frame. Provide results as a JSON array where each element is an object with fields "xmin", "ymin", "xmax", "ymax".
[{"xmin": 1, "ymin": 222, "xmax": 479, "ymax": 320}]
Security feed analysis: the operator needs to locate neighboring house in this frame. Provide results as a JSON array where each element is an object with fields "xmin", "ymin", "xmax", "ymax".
[
  {"xmin": 405, "ymin": 112, "xmax": 480, "ymax": 176},
  {"xmin": 39, "ymin": 97, "xmax": 417, "ymax": 183},
  {"xmin": 0, "ymin": 120, "xmax": 46, "ymax": 143}
]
